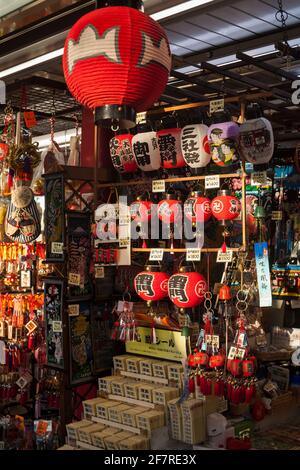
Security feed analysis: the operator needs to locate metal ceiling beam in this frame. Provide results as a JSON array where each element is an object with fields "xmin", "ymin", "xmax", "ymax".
[
  {"xmin": 165, "ymin": 84, "xmax": 206, "ymax": 102},
  {"xmin": 236, "ymin": 51, "xmax": 298, "ymax": 81},
  {"xmin": 276, "ymin": 42, "xmax": 300, "ymax": 60},
  {"xmin": 171, "ymin": 69, "xmax": 236, "ymax": 96}
]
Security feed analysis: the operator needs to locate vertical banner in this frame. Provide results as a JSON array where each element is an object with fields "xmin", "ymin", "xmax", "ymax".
[{"xmin": 254, "ymin": 242, "xmax": 272, "ymax": 307}]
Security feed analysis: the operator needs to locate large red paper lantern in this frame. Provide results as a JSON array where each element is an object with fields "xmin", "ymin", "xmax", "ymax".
[
  {"xmin": 63, "ymin": 5, "xmax": 171, "ymax": 128},
  {"xmin": 157, "ymin": 128, "xmax": 186, "ymax": 169},
  {"xmin": 157, "ymin": 193, "xmax": 182, "ymax": 224},
  {"xmin": 109, "ymin": 133, "xmax": 137, "ymax": 173},
  {"xmin": 134, "ymin": 266, "xmax": 169, "ymax": 301},
  {"xmin": 184, "ymin": 191, "xmax": 211, "ymax": 224},
  {"xmin": 132, "ymin": 131, "xmax": 161, "ymax": 171},
  {"xmin": 211, "ymin": 190, "xmax": 241, "ymax": 224},
  {"xmin": 168, "ymin": 268, "xmax": 207, "ymax": 308}
]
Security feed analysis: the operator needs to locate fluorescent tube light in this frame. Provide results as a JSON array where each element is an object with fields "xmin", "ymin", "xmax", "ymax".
[
  {"xmin": 151, "ymin": 0, "xmax": 215, "ymax": 21},
  {"xmin": 0, "ymin": 48, "xmax": 64, "ymax": 78}
]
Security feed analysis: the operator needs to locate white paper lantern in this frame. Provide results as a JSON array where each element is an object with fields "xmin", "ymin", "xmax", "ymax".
[
  {"xmin": 132, "ymin": 131, "xmax": 161, "ymax": 171},
  {"xmin": 239, "ymin": 117, "xmax": 274, "ymax": 164},
  {"xmin": 180, "ymin": 124, "xmax": 211, "ymax": 168}
]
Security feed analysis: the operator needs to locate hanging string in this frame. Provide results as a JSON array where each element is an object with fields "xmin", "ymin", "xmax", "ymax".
[{"xmin": 50, "ymin": 91, "xmax": 56, "ymax": 144}]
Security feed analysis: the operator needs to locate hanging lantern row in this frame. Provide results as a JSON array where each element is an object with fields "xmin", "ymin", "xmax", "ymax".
[{"xmin": 108, "ymin": 118, "xmax": 274, "ymax": 173}]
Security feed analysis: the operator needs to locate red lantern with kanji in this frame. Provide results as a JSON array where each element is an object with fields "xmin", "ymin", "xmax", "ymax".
[
  {"xmin": 157, "ymin": 192, "xmax": 182, "ymax": 224},
  {"xmin": 130, "ymin": 197, "xmax": 152, "ymax": 223},
  {"xmin": 168, "ymin": 267, "xmax": 207, "ymax": 309},
  {"xmin": 211, "ymin": 190, "xmax": 241, "ymax": 224},
  {"xmin": 134, "ymin": 266, "xmax": 169, "ymax": 302},
  {"xmin": 184, "ymin": 191, "xmax": 211, "ymax": 225},
  {"xmin": 63, "ymin": 5, "xmax": 171, "ymax": 128},
  {"xmin": 157, "ymin": 128, "xmax": 186, "ymax": 169},
  {"xmin": 109, "ymin": 133, "xmax": 137, "ymax": 173}
]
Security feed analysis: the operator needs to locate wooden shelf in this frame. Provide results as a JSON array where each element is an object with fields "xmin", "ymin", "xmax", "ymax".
[
  {"xmin": 120, "ymin": 370, "xmax": 168, "ymax": 385},
  {"xmin": 76, "ymin": 440, "xmax": 102, "ymax": 450},
  {"xmin": 131, "ymin": 247, "xmax": 244, "ymax": 253},
  {"xmin": 91, "ymin": 416, "xmax": 141, "ymax": 434},
  {"xmin": 107, "ymin": 394, "xmax": 155, "ymax": 409}
]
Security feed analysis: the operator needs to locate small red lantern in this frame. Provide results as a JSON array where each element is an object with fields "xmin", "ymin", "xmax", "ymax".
[
  {"xmin": 188, "ymin": 353, "xmax": 196, "ymax": 368},
  {"xmin": 211, "ymin": 190, "xmax": 241, "ymax": 224},
  {"xmin": 184, "ymin": 191, "xmax": 211, "ymax": 225},
  {"xmin": 157, "ymin": 128, "xmax": 186, "ymax": 169},
  {"xmin": 157, "ymin": 192, "xmax": 182, "ymax": 224},
  {"xmin": 209, "ymin": 353, "xmax": 225, "ymax": 369},
  {"xmin": 130, "ymin": 197, "xmax": 152, "ymax": 223},
  {"xmin": 134, "ymin": 266, "xmax": 169, "ymax": 302},
  {"xmin": 230, "ymin": 359, "xmax": 243, "ymax": 377},
  {"xmin": 168, "ymin": 267, "xmax": 207, "ymax": 309},
  {"xmin": 63, "ymin": 5, "xmax": 171, "ymax": 128},
  {"xmin": 0, "ymin": 143, "xmax": 9, "ymax": 161},
  {"xmin": 194, "ymin": 351, "xmax": 209, "ymax": 367},
  {"xmin": 109, "ymin": 133, "xmax": 137, "ymax": 173},
  {"xmin": 243, "ymin": 359, "xmax": 255, "ymax": 377},
  {"xmin": 132, "ymin": 131, "xmax": 161, "ymax": 171}
]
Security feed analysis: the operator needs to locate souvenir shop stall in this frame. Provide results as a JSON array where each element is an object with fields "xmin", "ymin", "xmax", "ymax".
[{"xmin": 0, "ymin": 0, "xmax": 300, "ymax": 452}]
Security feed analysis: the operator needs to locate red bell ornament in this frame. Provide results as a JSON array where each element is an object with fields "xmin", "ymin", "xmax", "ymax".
[
  {"xmin": 211, "ymin": 190, "xmax": 241, "ymax": 224},
  {"xmin": 63, "ymin": 5, "xmax": 171, "ymax": 128},
  {"xmin": 194, "ymin": 351, "xmax": 209, "ymax": 367},
  {"xmin": 219, "ymin": 284, "xmax": 232, "ymax": 301},
  {"xmin": 109, "ymin": 133, "xmax": 137, "ymax": 173},
  {"xmin": 157, "ymin": 128, "xmax": 186, "ymax": 169},
  {"xmin": 181, "ymin": 124, "xmax": 211, "ymax": 168},
  {"xmin": 168, "ymin": 266, "xmax": 207, "ymax": 309},
  {"xmin": 209, "ymin": 353, "xmax": 225, "ymax": 369},
  {"xmin": 130, "ymin": 198, "xmax": 152, "ymax": 223},
  {"xmin": 157, "ymin": 193, "xmax": 182, "ymax": 224},
  {"xmin": 132, "ymin": 131, "xmax": 161, "ymax": 171},
  {"xmin": 134, "ymin": 265, "xmax": 169, "ymax": 302},
  {"xmin": 184, "ymin": 191, "xmax": 211, "ymax": 225}
]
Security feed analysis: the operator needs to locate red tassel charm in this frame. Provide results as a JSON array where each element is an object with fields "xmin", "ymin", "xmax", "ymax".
[
  {"xmin": 111, "ymin": 321, "xmax": 120, "ymax": 340},
  {"xmin": 189, "ymin": 376, "xmax": 195, "ymax": 393},
  {"xmin": 221, "ymin": 241, "xmax": 227, "ymax": 253},
  {"xmin": 142, "ymin": 238, "xmax": 147, "ymax": 249},
  {"xmin": 245, "ymin": 384, "xmax": 255, "ymax": 403},
  {"xmin": 200, "ymin": 375, "xmax": 207, "ymax": 394},
  {"xmin": 28, "ymin": 334, "xmax": 34, "ymax": 351},
  {"xmin": 7, "ymin": 168, "xmax": 14, "ymax": 189},
  {"xmin": 214, "ymin": 379, "xmax": 224, "ymax": 397},
  {"xmin": 232, "ymin": 386, "xmax": 240, "ymax": 405},
  {"xmin": 196, "ymin": 373, "xmax": 201, "ymax": 386},
  {"xmin": 205, "ymin": 378, "xmax": 212, "ymax": 396}
]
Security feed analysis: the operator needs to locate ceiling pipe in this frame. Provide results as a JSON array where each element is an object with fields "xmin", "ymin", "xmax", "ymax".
[{"xmin": 236, "ymin": 51, "xmax": 298, "ymax": 81}]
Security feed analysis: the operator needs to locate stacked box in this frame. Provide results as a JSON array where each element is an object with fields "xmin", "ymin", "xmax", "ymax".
[
  {"xmin": 121, "ymin": 406, "xmax": 147, "ymax": 427},
  {"xmin": 113, "ymin": 354, "xmax": 131, "ymax": 372},
  {"xmin": 139, "ymin": 358, "xmax": 155, "ymax": 376},
  {"xmin": 77, "ymin": 423, "xmax": 106, "ymax": 444},
  {"xmin": 136, "ymin": 409, "xmax": 165, "ymax": 432},
  {"xmin": 180, "ymin": 398, "xmax": 206, "ymax": 445},
  {"xmin": 83, "ymin": 397, "xmax": 106, "ymax": 420},
  {"xmin": 66, "ymin": 420, "xmax": 91, "ymax": 444},
  {"xmin": 110, "ymin": 377, "xmax": 127, "ymax": 397},
  {"xmin": 124, "ymin": 381, "xmax": 141, "ymax": 400},
  {"xmin": 105, "ymin": 431, "xmax": 134, "ymax": 450},
  {"xmin": 152, "ymin": 361, "xmax": 169, "ymax": 379},
  {"xmin": 119, "ymin": 435, "xmax": 150, "ymax": 450},
  {"xmin": 98, "ymin": 376, "xmax": 118, "ymax": 395},
  {"xmin": 138, "ymin": 383, "xmax": 156, "ymax": 403},
  {"xmin": 96, "ymin": 400, "xmax": 116, "ymax": 419},
  {"xmin": 167, "ymin": 398, "xmax": 182, "ymax": 441},
  {"xmin": 91, "ymin": 427, "xmax": 119, "ymax": 449},
  {"xmin": 153, "ymin": 387, "xmax": 179, "ymax": 406},
  {"xmin": 108, "ymin": 403, "xmax": 131, "ymax": 423},
  {"xmin": 126, "ymin": 356, "xmax": 143, "ymax": 374},
  {"xmin": 167, "ymin": 363, "xmax": 184, "ymax": 382},
  {"xmin": 57, "ymin": 445, "xmax": 77, "ymax": 450}
]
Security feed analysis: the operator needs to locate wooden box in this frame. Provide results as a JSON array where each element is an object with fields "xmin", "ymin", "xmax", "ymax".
[
  {"xmin": 167, "ymin": 398, "xmax": 182, "ymax": 441},
  {"xmin": 152, "ymin": 361, "xmax": 169, "ymax": 379},
  {"xmin": 108, "ymin": 403, "xmax": 131, "ymax": 423},
  {"xmin": 96, "ymin": 400, "xmax": 116, "ymax": 419},
  {"xmin": 126, "ymin": 356, "xmax": 144, "ymax": 374},
  {"xmin": 180, "ymin": 398, "xmax": 206, "ymax": 445},
  {"xmin": 110, "ymin": 378, "xmax": 127, "ymax": 397},
  {"xmin": 91, "ymin": 427, "xmax": 119, "ymax": 449},
  {"xmin": 153, "ymin": 386, "xmax": 179, "ymax": 406},
  {"xmin": 66, "ymin": 420, "xmax": 91, "ymax": 443},
  {"xmin": 83, "ymin": 397, "xmax": 106, "ymax": 420},
  {"xmin": 136, "ymin": 409, "xmax": 165, "ymax": 431},
  {"xmin": 105, "ymin": 431, "xmax": 134, "ymax": 450},
  {"xmin": 77, "ymin": 423, "xmax": 106, "ymax": 444},
  {"xmin": 98, "ymin": 376, "xmax": 118, "ymax": 395},
  {"xmin": 139, "ymin": 358, "xmax": 155, "ymax": 376},
  {"xmin": 124, "ymin": 381, "xmax": 141, "ymax": 400},
  {"xmin": 113, "ymin": 354, "xmax": 131, "ymax": 372},
  {"xmin": 121, "ymin": 406, "xmax": 147, "ymax": 427},
  {"xmin": 119, "ymin": 435, "xmax": 150, "ymax": 450},
  {"xmin": 167, "ymin": 363, "xmax": 184, "ymax": 382},
  {"xmin": 138, "ymin": 383, "xmax": 156, "ymax": 403}
]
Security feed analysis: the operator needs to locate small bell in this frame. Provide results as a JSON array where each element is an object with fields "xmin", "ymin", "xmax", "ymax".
[{"xmin": 219, "ymin": 284, "xmax": 232, "ymax": 301}]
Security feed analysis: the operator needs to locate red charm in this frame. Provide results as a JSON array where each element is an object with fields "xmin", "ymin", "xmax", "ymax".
[
  {"xmin": 184, "ymin": 192, "xmax": 211, "ymax": 224},
  {"xmin": 209, "ymin": 353, "xmax": 225, "ymax": 369},
  {"xmin": 168, "ymin": 269, "xmax": 207, "ymax": 308},
  {"xmin": 211, "ymin": 190, "xmax": 241, "ymax": 223},
  {"xmin": 157, "ymin": 128, "xmax": 186, "ymax": 169},
  {"xmin": 134, "ymin": 267, "xmax": 169, "ymax": 302},
  {"xmin": 109, "ymin": 134, "xmax": 137, "ymax": 173},
  {"xmin": 63, "ymin": 7, "xmax": 171, "ymax": 127},
  {"xmin": 194, "ymin": 351, "xmax": 209, "ymax": 367},
  {"xmin": 188, "ymin": 377, "xmax": 195, "ymax": 393}
]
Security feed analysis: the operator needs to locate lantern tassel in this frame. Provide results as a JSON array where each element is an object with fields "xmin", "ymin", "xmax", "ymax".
[{"xmin": 221, "ymin": 241, "xmax": 227, "ymax": 253}]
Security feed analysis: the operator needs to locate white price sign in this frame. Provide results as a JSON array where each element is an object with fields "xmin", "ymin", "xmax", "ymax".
[
  {"xmin": 186, "ymin": 248, "xmax": 201, "ymax": 262},
  {"xmin": 251, "ymin": 171, "xmax": 267, "ymax": 186},
  {"xmin": 205, "ymin": 175, "xmax": 220, "ymax": 189},
  {"xmin": 149, "ymin": 249, "xmax": 164, "ymax": 261},
  {"xmin": 95, "ymin": 266, "xmax": 105, "ymax": 278},
  {"xmin": 68, "ymin": 273, "xmax": 81, "ymax": 286},
  {"xmin": 68, "ymin": 304, "xmax": 79, "ymax": 317},
  {"xmin": 52, "ymin": 321, "xmax": 62, "ymax": 333},
  {"xmin": 152, "ymin": 180, "xmax": 166, "ymax": 193},
  {"xmin": 209, "ymin": 98, "xmax": 224, "ymax": 114},
  {"xmin": 51, "ymin": 242, "xmax": 63, "ymax": 254},
  {"xmin": 217, "ymin": 250, "xmax": 233, "ymax": 263}
]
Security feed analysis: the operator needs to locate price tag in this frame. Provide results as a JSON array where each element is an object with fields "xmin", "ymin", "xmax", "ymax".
[
  {"xmin": 51, "ymin": 242, "xmax": 63, "ymax": 254},
  {"xmin": 149, "ymin": 248, "xmax": 164, "ymax": 261},
  {"xmin": 95, "ymin": 266, "xmax": 105, "ymax": 279},
  {"xmin": 68, "ymin": 304, "xmax": 79, "ymax": 317},
  {"xmin": 209, "ymin": 98, "xmax": 224, "ymax": 114},
  {"xmin": 25, "ymin": 320, "xmax": 38, "ymax": 334},
  {"xmin": 186, "ymin": 248, "xmax": 201, "ymax": 261},
  {"xmin": 23, "ymin": 111, "xmax": 37, "ymax": 128},
  {"xmin": 152, "ymin": 180, "xmax": 166, "ymax": 193},
  {"xmin": 36, "ymin": 420, "xmax": 49, "ymax": 436},
  {"xmin": 68, "ymin": 273, "xmax": 81, "ymax": 286},
  {"xmin": 119, "ymin": 237, "xmax": 130, "ymax": 247},
  {"xmin": 205, "ymin": 175, "xmax": 220, "ymax": 189},
  {"xmin": 251, "ymin": 171, "xmax": 267, "ymax": 186},
  {"xmin": 52, "ymin": 321, "xmax": 62, "ymax": 333},
  {"xmin": 272, "ymin": 211, "xmax": 283, "ymax": 221},
  {"xmin": 217, "ymin": 250, "xmax": 233, "ymax": 263}
]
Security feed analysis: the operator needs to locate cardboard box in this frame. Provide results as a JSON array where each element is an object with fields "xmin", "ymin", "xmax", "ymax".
[
  {"xmin": 105, "ymin": 431, "xmax": 134, "ymax": 450},
  {"xmin": 91, "ymin": 427, "xmax": 119, "ymax": 449},
  {"xmin": 136, "ymin": 409, "xmax": 165, "ymax": 431},
  {"xmin": 83, "ymin": 397, "xmax": 106, "ymax": 420},
  {"xmin": 121, "ymin": 406, "xmax": 148, "ymax": 427},
  {"xmin": 66, "ymin": 420, "xmax": 91, "ymax": 442},
  {"xmin": 152, "ymin": 386, "xmax": 179, "ymax": 406},
  {"xmin": 96, "ymin": 400, "xmax": 117, "ymax": 419},
  {"xmin": 119, "ymin": 435, "xmax": 150, "ymax": 450},
  {"xmin": 77, "ymin": 423, "xmax": 106, "ymax": 444},
  {"xmin": 108, "ymin": 403, "xmax": 131, "ymax": 423}
]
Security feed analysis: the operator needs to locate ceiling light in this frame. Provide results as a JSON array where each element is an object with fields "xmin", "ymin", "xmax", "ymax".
[
  {"xmin": 0, "ymin": 48, "xmax": 64, "ymax": 79},
  {"xmin": 151, "ymin": 0, "xmax": 215, "ymax": 21}
]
